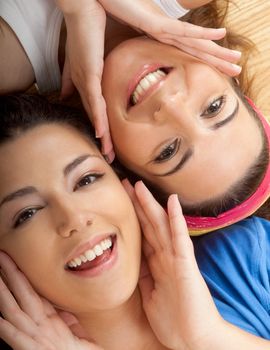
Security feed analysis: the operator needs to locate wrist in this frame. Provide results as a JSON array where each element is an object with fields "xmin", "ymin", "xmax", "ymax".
[
  {"xmin": 56, "ymin": 0, "xmax": 94, "ymax": 15},
  {"xmin": 179, "ymin": 318, "xmax": 228, "ymax": 350}
]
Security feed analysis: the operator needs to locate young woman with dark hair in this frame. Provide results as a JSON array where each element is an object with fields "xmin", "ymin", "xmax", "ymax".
[{"xmin": 0, "ymin": 94, "xmax": 270, "ymax": 350}]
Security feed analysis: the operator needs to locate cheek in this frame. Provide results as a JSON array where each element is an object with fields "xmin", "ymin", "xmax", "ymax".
[{"xmin": 0, "ymin": 232, "xmax": 55, "ymax": 284}]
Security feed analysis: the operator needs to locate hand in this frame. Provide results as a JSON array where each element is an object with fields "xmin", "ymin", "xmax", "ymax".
[
  {"xmin": 99, "ymin": 0, "xmax": 242, "ymax": 77},
  {"xmin": 0, "ymin": 252, "xmax": 103, "ymax": 350},
  {"xmin": 123, "ymin": 180, "xmax": 223, "ymax": 350},
  {"xmin": 56, "ymin": 0, "xmax": 114, "ymax": 162},
  {"xmin": 57, "ymin": 0, "xmax": 241, "ymax": 164}
]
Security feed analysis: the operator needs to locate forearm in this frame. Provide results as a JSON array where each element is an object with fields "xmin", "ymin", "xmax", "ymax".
[
  {"xmin": 186, "ymin": 320, "xmax": 270, "ymax": 350},
  {"xmin": 177, "ymin": 0, "xmax": 213, "ymax": 9}
]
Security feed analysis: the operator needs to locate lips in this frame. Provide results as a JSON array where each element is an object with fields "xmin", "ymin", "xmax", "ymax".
[
  {"xmin": 65, "ymin": 234, "xmax": 117, "ymax": 276},
  {"xmin": 66, "ymin": 236, "xmax": 114, "ymax": 269},
  {"xmin": 127, "ymin": 65, "xmax": 171, "ymax": 107}
]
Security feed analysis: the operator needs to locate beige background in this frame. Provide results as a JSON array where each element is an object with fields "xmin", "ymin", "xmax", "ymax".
[{"xmin": 226, "ymin": 0, "xmax": 270, "ymax": 118}]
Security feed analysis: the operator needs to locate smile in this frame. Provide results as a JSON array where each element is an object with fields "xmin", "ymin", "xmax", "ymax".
[
  {"xmin": 66, "ymin": 235, "xmax": 117, "ymax": 276},
  {"xmin": 128, "ymin": 66, "xmax": 171, "ymax": 106}
]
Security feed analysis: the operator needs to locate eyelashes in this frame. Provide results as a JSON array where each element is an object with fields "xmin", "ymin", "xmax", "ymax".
[
  {"xmin": 13, "ymin": 206, "xmax": 43, "ymax": 228},
  {"xmin": 201, "ymin": 95, "xmax": 226, "ymax": 118},
  {"xmin": 12, "ymin": 172, "xmax": 105, "ymax": 229},
  {"xmin": 154, "ymin": 138, "xmax": 180, "ymax": 163},
  {"xmin": 153, "ymin": 95, "xmax": 227, "ymax": 164},
  {"xmin": 73, "ymin": 172, "xmax": 104, "ymax": 191}
]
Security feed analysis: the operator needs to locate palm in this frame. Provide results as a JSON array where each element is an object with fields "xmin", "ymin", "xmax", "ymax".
[{"xmin": 0, "ymin": 253, "xmax": 103, "ymax": 350}]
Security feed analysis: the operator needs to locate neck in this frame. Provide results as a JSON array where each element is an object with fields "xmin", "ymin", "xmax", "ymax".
[{"xmin": 74, "ymin": 288, "xmax": 166, "ymax": 350}]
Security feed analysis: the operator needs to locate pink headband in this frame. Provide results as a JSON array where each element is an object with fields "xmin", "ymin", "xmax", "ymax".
[{"xmin": 185, "ymin": 98, "xmax": 270, "ymax": 236}]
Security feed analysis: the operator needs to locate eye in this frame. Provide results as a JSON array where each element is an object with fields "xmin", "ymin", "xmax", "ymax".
[
  {"xmin": 14, "ymin": 207, "xmax": 42, "ymax": 228},
  {"xmin": 202, "ymin": 95, "xmax": 226, "ymax": 118},
  {"xmin": 74, "ymin": 173, "xmax": 104, "ymax": 191},
  {"xmin": 154, "ymin": 139, "xmax": 180, "ymax": 163}
]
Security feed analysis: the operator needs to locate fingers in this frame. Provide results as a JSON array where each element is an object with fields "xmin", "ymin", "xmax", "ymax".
[
  {"xmin": 166, "ymin": 35, "xmax": 241, "ymax": 64},
  {"xmin": 0, "ymin": 253, "xmax": 49, "ymax": 325},
  {"xmin": 138, "ymin": 255, "xmax": 154, "ymax": 305},
  {"xmin": 0, "ymin": 275, "xmax": 37, "ymax": 336},
  {"xmin": 134, "ymin": 181, "xmax": 172, "ymax": 250},
  {"xmin": 0, "ymin": 317, "xmax": 38, "ymax": 350},
  {"xmin": 167, "ymin": 195, "xmax": 194, "ymax": 259},
  {"xmin": 167, "ymin": 39, "xmax": 242, "ymax": 77},
  {"xmin": 165, "ymin": 19, "xmax": 227, "ymax": 40},
  {"xmin": 60, "ymin": 52, "xmax": 76, "ymax": 100},
  {"xmin": 58, "ymin": 311, "xmax": 88, "ymax": 339},
  {"xmin": 62, "ymin": 2, "xmax": 114, "ymax": 158},
  {"xmin": 122, "ymin": 179, "xmax": 159, "ymax": 250}
]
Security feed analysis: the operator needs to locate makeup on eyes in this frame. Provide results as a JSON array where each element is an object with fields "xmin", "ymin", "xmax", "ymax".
[
  {"xmin": 154, "ymin": 138, "xmax": 181, "ymax": 163},
  {"xmin": 149, "ymin": 93, "xmax": 239, "ymax": 177},
  {"xmin": 0, "ymin": 155, "xmax": 107, "ymax": 231}
]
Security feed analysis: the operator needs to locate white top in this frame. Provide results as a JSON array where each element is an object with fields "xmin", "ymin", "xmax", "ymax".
[
  {"xmin": 152, "ymin": 0, "xmax": 189, "ymax": 18},
  {"xmin": 0, "ymin": 0, "xmax": 63, "ymax": 92},
  {"xmin": 0, "ymin": 0, "xmax": 189, "ymax": 93}
]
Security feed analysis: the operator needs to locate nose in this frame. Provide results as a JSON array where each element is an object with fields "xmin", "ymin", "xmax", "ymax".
[
  {"xmin": 53, "ymin": 197, "xmax": 93, "ymax": 238},
  {"xmin": 154, "ymin": 91, "xmax": 191, "ymax": 130}
]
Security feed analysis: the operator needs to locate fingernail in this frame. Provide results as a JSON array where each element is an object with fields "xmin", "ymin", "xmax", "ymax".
[
  {"xmin": 232, "ymin": 50, "xmax": 242, "ymax": 57},
  {"xmin": 216, "ymin": 27, "xmax": 226, "ymax": 32},
  {"xmin": 104, "ymin": 150, "xmax": 115, "ymax": 164},
  {"xmin": 232, "ymin": 64, "xmax": 242, "ymax": 73}
]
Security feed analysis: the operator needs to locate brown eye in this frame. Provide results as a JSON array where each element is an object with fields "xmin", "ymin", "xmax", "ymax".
[
  {"xmin": 14, "ymin": 207, "xmax": 41, "ymax": 228},
  {"xmin": 74, "ymin": 173, "xmax": 104, "ymax": 191},
  {"xmin": 202, "ymin": 96, "xmax": 226, "ymax": 118},
  {"xmin": 155, "ymin": 139, "xmax": 180, "ymax": 163}
]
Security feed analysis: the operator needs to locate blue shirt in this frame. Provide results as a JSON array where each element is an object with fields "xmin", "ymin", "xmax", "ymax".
[{"xmin": 193, "ymin": 216, "xmax": 270, "ymax": 339}]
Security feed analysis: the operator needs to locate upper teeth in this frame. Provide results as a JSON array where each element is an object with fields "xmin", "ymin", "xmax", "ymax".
[
  {"xmin": 67, "ymin": 237, "xmax": 112, "ymax": 268},
  {"xmin": 132, "ymin": 69, "xmax": 166, "ymax": 105}
]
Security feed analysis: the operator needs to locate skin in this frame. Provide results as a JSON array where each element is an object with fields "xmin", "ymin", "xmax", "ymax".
[
  {"xmin": 0, "ymin": 116, "xmax": 270, "ymax": 350},
  {"xmin": 0, "ymin": 123, "xmax": 173, "ymax": 349},
  {"xmin": 0, "ymin": 124, "xmax": 141, "ymax": 314},
  {"xmin": 102, "ymin": 37, "xmax": 263, "ymax": 207},
  {"xmin": 0, "ymin": 0, "xmax": 242, "ymax": 161}
]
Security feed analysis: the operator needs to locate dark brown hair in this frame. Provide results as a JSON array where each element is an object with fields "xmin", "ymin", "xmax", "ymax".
[
  {"xmin": 115, "ymin": 84, "xmax": 270, "ymax": 220},
  {"xmin": 0, "ymin": 93, "xmax": 99, "ymax": 148},
  {"xmin": 116, "ymin": 1, "xmax": 269, "ymax": 219}
]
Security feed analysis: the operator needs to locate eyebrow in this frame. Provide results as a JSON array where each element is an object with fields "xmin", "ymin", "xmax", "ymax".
[
  {"xmin": 0, "ymin": 154, "xmax": 98, "ymax": 208},
  {"xmin": 153, "ymin": 100, "xmax": 239, "ymax": 177},
  {"xmin": 63, "ymin": 154, "xmax": 91, "ymax": 176},
  {"xmin": 0, "ymin": 186, "xmax": 38, "ymax": 208}
]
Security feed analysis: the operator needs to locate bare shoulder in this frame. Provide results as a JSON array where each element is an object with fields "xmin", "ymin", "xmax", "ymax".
[{"xmin": 0, "ymin": 17, "xmax": 35, "ymax": 94}]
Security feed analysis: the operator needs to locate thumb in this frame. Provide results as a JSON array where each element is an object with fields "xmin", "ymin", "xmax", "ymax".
[
  {"xmin": 138, "ymin": 257, "xmax": 154, "ymax": 306},
  {"xmin": 60, "ymin": 55, "xmax": 75, "ymax": 100},
  {"xmin": 58, "ymin": 311, "xmax": 88, "ymax": 339}
]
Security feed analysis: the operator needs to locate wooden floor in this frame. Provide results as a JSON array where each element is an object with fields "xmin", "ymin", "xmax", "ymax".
[{"xmin": 226, "ymin": 0, "xmax": 270, "ymax": 118}]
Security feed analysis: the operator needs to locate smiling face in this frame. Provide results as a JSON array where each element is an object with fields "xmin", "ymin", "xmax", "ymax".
[
  {"xmin": 102, "ymin": 37, "xmax": 263, "ymax": 207},
  {"xmin": 0, "ymin": 124, "xmax": 141, "ymax": 314}
]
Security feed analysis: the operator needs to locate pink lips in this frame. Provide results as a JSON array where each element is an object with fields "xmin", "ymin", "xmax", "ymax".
[
  {"xmin": 66, "ymin": 236, "xmax": 118, "ymax": 278},
  {"xmin": 65, "ymin": 233, "xmax": 115, "ymax": 266},
  {"xmin": 127, "ymin": 63, "xmax": 166, "ymax": 105}
]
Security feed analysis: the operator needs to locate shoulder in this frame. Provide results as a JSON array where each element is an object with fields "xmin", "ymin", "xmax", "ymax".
[
  {"xmin": 193, "ymin": 216, "xmax": 270, "ymax": 266},
  {"xmin": 193, "ymin": 217, "xmax": 270, "ymax": 338},
  {"xmin": 0, "ymin": 0, "xmax": 62, "ymax": 93}
]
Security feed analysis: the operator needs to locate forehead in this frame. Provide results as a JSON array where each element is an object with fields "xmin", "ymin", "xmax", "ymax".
[
  {"xmin": 0, "ymin": 124, "xmax": 101, "ymax": 183},
  {"xmin": 117, "ymin": 103, "xmax": 263, "ymax": 204}
]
